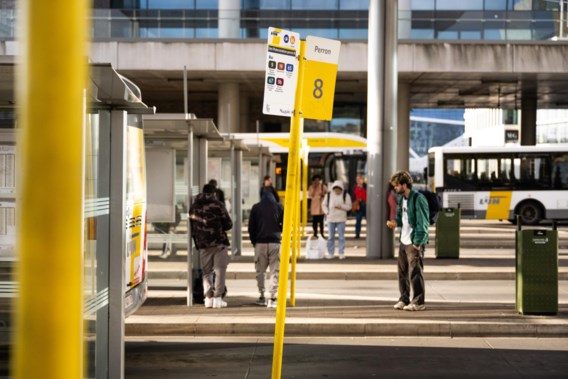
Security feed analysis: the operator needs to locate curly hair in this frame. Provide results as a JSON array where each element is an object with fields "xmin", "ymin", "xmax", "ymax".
[{"xmin": 390, "ymin": 170, "xmax": 413, "ymax": 189}]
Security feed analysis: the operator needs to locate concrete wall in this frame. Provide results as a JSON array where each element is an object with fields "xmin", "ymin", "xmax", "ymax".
[{"xmin": 86, "ymin": 41, "xmax": 568, "ymax": 74}]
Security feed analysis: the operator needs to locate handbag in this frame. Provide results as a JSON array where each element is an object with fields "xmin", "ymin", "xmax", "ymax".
[{"xmin": 351, "ymin": 199, "xmax": 360, "ymax": 212}]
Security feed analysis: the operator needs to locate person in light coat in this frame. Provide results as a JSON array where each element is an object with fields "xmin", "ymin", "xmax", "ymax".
[{"xmin": 322, "ymin": 180, "xmax": 352, "ymax": 259}]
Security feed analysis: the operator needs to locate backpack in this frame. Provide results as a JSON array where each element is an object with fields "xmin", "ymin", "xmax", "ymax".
[{"xmin": 413, "ymin": 189, "xmax": 441, "ymax": 225}]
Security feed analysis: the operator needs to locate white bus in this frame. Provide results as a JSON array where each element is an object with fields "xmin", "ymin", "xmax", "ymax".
[{"xmin": 427, "ymin": 145, "xmax": 568, "ymax": 225}]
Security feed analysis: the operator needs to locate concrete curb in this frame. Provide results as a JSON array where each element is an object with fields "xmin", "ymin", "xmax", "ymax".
[
  {"xmin": 125, "ymin": 320, "xmax": 568, "ymax": 338},
  {"xmin": 148, "ymin": 271, "xmax": 568, "ymax": 281}
]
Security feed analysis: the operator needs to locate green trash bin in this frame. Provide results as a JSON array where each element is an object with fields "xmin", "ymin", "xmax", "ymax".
[
  {"xmin": 516, "ymin": 227, "xmax": 558, "ymax": 315},
  {"xmin": 435, "ymin": 207, "xmax": 460, "ymax": 259}
]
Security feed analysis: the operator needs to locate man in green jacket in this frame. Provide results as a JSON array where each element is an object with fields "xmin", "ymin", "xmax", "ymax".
[{"xmin": 386, "ymin": 171, "xmax": 429, "ymax": 311}]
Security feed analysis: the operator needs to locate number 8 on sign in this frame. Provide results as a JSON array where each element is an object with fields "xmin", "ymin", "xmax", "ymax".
[{"xmin": 313, "ymin": 79, "xmax": 323, "ymax": 99}]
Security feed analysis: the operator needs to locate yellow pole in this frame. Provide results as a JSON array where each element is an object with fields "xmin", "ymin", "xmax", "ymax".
[
  {"xmin": 289, "ymin": 159, "xmax": 300, "ymax": 307},
  {"xmin": 295, "ymin": 158, "xmax": 302, "ymax": 260},
  {"xmin": 302, "ymin": 145, "xmax": 309, "ymax": 237},
  {"xmin": 272, "ymin": 40, "xmax": 306, "ymax": 379},
  {"xmin": 14, "ymin": 1, "xmax": 88, "ymax": 378}
]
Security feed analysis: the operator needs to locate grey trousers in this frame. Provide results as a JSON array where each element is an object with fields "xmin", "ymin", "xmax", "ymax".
[
  {"xmin": 200, "ymin": 245, "xmax": 230, "ymax": 298},
  {"xmin": 254, "ymin": 242, "xmax": 281, "ymax": 299}
]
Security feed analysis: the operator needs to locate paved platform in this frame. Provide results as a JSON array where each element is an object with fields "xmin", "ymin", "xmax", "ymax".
[
  {"xmin": 128, "ymin": 241, "xmax": 568, "ymax": 338},
  {"xmin": 124, "ymin": 337, "xmax": 568, "ymax": 379}
]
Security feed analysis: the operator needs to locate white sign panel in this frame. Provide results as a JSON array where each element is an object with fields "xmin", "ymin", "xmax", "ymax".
[
  {"xmin": 305, "ymin": 35, "xmax": 341, "ymax": 64},
  {"xmin": 262, "ymin": 27, "xmax": 300, "ymax": 117}
]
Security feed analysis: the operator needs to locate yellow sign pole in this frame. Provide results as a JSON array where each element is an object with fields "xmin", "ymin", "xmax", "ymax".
[
  {"xmin": 14, "ymin": 0, "xmax": 88, "ymax": 378},
  {"xmin": 272, "ymin": 40, "xmax": 306, "ymax": 379},
  {"xmin": 301, "ymin": 143, "xmax": 309, "ymax": 238},
  {"xmin": 296, "ymin": 159, "xmax": 302, "ymax": 260},
  {"xmin": 289, "ymin": 157, "xmax": 301, "ymax": 307}
]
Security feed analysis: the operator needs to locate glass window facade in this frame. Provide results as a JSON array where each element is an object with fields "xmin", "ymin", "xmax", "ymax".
[{"xmin": 3, "ymin": 0, "xmax": 567, "ymax": 41}]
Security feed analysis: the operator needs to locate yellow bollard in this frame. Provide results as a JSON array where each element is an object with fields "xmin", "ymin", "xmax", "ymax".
[
  {"xmin": 272, "ymin": 40, "xmax": 306, "ymax": 379},
  {"xmin": 13, "ymin": 1, "xmax": 89, "ymax": 378}
]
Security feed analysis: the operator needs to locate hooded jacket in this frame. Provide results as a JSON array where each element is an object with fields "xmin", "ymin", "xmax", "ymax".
[
  {"xmin": 248, "ymin": 191, "xmax": 284, "ymax": 245},
  {"xmin": 322, "ymin": 180, "xmax": 352, "ymax": 223},
  {"xmin": 189, "ymin": 192, "xmax": 232, "ymax": 249}
]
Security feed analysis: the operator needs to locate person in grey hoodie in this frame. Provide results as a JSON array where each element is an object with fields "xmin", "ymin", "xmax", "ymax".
[{"xmin": 322, "ymin": 180, "xmax": 352, "ymax": 259}]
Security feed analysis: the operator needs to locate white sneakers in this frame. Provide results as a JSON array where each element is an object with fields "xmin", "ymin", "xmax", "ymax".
[
  {"xmin": 325, "ymin": 254, "xmax": 346, "ymax": 260},
  {"xmin": 205, "ymin": 296, "xmax": 227, "ymax": 308},
  {"xmin": 403, "ymin": 303, "xmax": 426, "ymax": 311},
  {"xmin": 213, "ymin": 297, "xmax": 227, "ymax": 308},
  {"xmin": 267, "ymin": 298, "xmax": 277, "ymax": 308},
  {"xmin": 393, "ymin": 301, "xmax": 406, "ymax": 310},
  {"xmin": 394, "ymin": 301, "xmax": 426, "ymax": 311},
  {"xmin": 204, "ymin": 297, "xmax": 213, "ymax": 308}
]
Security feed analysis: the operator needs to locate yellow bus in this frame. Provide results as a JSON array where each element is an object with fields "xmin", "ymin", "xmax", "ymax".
[{"xmin": 235, "ymin": 132, "xmax": 367, "ymax": 197}]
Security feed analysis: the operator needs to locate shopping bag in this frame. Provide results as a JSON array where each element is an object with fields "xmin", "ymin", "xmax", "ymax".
[{"xmin": 305, "ymin": 235, "xmax": 326, "ymax": 259}]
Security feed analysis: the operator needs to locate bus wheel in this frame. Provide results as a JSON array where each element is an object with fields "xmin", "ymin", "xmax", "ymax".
[{"xmin": 516, "ymin": 201, "xmax": 543, "ymax": 225}]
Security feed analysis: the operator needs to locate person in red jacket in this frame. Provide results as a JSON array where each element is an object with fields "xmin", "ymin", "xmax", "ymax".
[{"xmin": 353, "ymin": 175, "xmax": 367, "ymax": 239}]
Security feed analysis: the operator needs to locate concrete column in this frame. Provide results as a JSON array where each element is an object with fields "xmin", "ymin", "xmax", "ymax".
[
  {"xmin": 367, "ymin": 0, "xmax": 398, "ymax": 260},
  {"xmin": 218, "ymin": 82, "xmax": 240, "ymax": 133},
  {"xmin": 521, "ymin": 82, "xmax": 537, "ymax": 146},
  {"xmin": 397, "ymin": 81, "xmax": 410, "ymax": 170},
  {"xmin": 198, "ymin": 137, "xmax": 208, "ymax": 188},
  {"xmin": 269, "ymin": 159, "xmax": 276, "ymax": 181},
  {"xmin": 230, "ymin": 143, "xmax": 243, "ymax": 256},
  {"xmin": 240, "ymin": 95, "xmax": 251, "ymax": 132},
  {"xmin": 218, "ymin": 0, "xmax": 241, "ymax": 39}
]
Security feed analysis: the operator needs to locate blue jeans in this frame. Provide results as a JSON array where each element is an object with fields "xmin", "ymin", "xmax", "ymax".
[
  {"xmin": 327, "ymin": 221, "xmax": 346, "ymax": 257},
  {"xmin": 355, "ymin": 202, "xmax": 366, "ymax": 237}
]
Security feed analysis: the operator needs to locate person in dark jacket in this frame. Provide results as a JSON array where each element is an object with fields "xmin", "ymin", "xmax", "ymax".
[
  {"xmin": 260, "ymin": 175, "xmax": 280, "ymax": 204},
  {"xmin": 189, "ymin": 184, "xmax": 233, "ymax": 309},
  {"xmin": 248, "ymin": 189, "xmax": 284, "ymax": 307},
  {"xmin": 208, "ymin": 178, "xmax": 225, "ymax": 203}
]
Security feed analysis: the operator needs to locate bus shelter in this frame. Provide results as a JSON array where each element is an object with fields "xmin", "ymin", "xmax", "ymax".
[
  {"xmin": 0, "ymin": 60, "xmax": 156, "ymax": 378},
  {"xmin": 143, "ymin": 114, "xmax": 237, "ymax": 306}
]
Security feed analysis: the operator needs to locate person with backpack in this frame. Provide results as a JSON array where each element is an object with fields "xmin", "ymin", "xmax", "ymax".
[
  {"xmin": 386, "ymin": 171, "xmax": 429, "ymax": 311},
  {"xmin": 189, "ymin": 184, "xmax": 233, "ymax": 309},
  {"xmin": 322, "ymin": 180, "xmax": 351, "ymax": 260}
]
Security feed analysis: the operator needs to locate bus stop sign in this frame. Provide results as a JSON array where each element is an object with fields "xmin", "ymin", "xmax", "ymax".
[
  {"xmin": 301, "ymin": 36, "xmax": 341, "ymax": 121},
  {"xmin": 262, "ymin": 27, "xmax": 300, "ymax": 117}
]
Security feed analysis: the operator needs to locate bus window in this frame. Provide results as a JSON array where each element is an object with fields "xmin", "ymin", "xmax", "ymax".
[
  {"xmin": 553, "ymin": 154, "xmax": 568, "ymax": 189},
  {"xmin": 444, "ymin": 156, "xmax": 477, "ymax": 190},
  {"xmin": 477, "ymin": 157, "xmax": 499, "ymax": 187}
]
